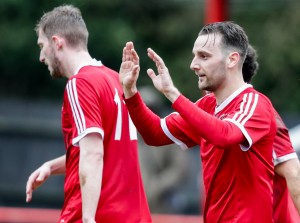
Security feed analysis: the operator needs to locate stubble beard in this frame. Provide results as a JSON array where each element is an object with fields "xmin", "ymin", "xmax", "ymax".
[
  {"xmin": 50, "ymin": 57, "xmax": 64, "ymax": 79},
  {"xmin": 198, "ymin": 78, "xmax": 213, "ymax": 92},
  {"xmin": 49, "ymin": 47, "xmax": 64, "ymax": 79}
]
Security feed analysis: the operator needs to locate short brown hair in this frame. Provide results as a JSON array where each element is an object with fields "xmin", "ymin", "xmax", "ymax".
[
  {"xmin": 199, "ymin": 21, "xmax": 249, "ymax": 65},
  {"xmin": 35, "ymin": 5, "xmax": 89, "ymax": 49}
]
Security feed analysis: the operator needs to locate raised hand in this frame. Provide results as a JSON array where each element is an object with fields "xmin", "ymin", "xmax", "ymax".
[
  {"xmin": 119, "ymin": 42, "xmax": 140, "ymax": 98},
  {"xmin": 147, "ymin": 48, "xmax": 180, "ymax": 103}
]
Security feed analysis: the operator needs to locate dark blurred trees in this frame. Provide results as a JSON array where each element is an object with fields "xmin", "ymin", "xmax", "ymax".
[
  {"xmin": 231, "ymin": 0, "xmax": 300, "ymax": 114},
  {"xmin": 0, "ymin": 0, "xmax": 299, "ymax": 114},
  {"xmin": 0, "ymin": 0, "xmax": 202, "ymax": 102}
]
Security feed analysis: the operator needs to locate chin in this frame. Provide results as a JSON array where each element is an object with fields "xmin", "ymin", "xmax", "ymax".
[
  {"xmin": 200, "ymin": 85, "xmax": 213, "ymax": 92},
  {"xmin": 199, "ymin": 83, "xmax": 207, "ymax": 90}
]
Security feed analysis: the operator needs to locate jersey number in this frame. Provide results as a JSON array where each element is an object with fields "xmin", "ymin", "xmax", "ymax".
[{"xmin": 114, "ymin": 89, "xmax": 137, "ymax": 140}]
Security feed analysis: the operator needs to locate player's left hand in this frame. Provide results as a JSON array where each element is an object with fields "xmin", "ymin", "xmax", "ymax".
[
  {"xmin": 25, "ymin": 163, "xmax": 51, "ymax": 202},
  {"xmin": 147, "ymin": 48, "xmax": 180, "ymax": 102}
]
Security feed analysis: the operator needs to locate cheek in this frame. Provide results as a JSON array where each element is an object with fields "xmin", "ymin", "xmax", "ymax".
[
  {"xmin": 210, "ymin": 59, "xmax": 225, "ymax": 72},
  {"xmin": 41, "ymin": 49, "xmax": 46, "ymax": 58},
  {"xmin": 44, "ymin": 48, "xmax": 54, "ymax": 62}
]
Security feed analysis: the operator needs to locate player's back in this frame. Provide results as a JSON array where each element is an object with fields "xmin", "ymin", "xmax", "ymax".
[{"xmin": 61, "ymin": 65, "xmax": 151, "ymax": 223}]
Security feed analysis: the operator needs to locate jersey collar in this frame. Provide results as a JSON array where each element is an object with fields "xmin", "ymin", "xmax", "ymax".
[
  {"xmin": 215, "ymin": 83, "xmax": 253, "ymax": 114},
  {"xmin": 74, "ymin": 59, "xmax": 103, "ymax": 75}
]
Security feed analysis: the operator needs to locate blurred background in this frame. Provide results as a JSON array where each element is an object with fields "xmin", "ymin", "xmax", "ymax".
[{"xmin": 0, "ymin": 0, "xmax": 300, "ymax": 217}]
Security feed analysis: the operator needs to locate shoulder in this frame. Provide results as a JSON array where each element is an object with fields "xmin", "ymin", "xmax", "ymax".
[
  {"xmin": 246, "ymin": 87, "xmax": 272, "ymax": 103},
  {"xmin": 70, "ymin": 65, "xmax": 118, "ymax": 85},
  {"xmin": 196, "ymin": 92, "xmax": 216, "ymax": 106},
  {"xmin": 77, "ymin": 65, "xmax": 118, "ymax": 77},
  {"xmin": 239, "ymin": 87, "xmax": 274, "ymax": 112}
]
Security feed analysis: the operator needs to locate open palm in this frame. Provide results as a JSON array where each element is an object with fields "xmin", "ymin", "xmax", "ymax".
[
  {"xmin": 119, "ymin": 42, "xmax": 140, "ymax": 96},
  {"xmin": 147, "ymin": 48, "xmax": 174, "ymax": 95}
]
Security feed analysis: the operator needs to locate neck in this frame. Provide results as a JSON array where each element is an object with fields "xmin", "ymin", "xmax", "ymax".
[
  {"xmin": 63, "ymin": 50, "xmax": 94, "ymax": 79},
  {"xmin": 214, "ymin": 73, "xmax": 246, "ymax": 105}
]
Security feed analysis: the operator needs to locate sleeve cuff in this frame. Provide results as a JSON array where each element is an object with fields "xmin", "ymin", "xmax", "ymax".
[{"xmin": 171, "ymin": 94, "xmax": 185, "ymax": 110}]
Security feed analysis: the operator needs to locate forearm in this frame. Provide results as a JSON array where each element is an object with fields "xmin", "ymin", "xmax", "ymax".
[
  {"xmin": 162, "ymin": 85, "xmax": 181, "ymax": 103},
  {"xmin": 79, "ymin": 134, "xmax": 104, "ymax": 222},
  {"xmin": 285, "ymin": 159, "xmax": 300, "ymax": 214},
  {"xmin": 172, "ymin": 95, "xmax": 244, "ymax": 147},
  {"xmin": 80, "ymin": 154, "xmax": 103, "ymax": 222},
  {"xmin": 45, "ymin": 155, "xmax": 66, "ymax": 175},
  {"xmin": 124, "ymin": 92, "xmax": 173, "ymax": 146},
  {"xmin": 287, "ymin": 177, "xmax": 300, "ymax": 214},
  {"xmin": 275, "ymin": 158, "xmax": 300, "ymax": 214}
]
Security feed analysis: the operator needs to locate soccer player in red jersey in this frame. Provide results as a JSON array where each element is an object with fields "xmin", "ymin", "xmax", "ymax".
[
  {"xmin": 243, "ymin": 45, "xmax": 300, "ymax": 222},
  {"xmin": 120, "ymin": 22, "xmax": 276, "ymax": 222},
  {"xmin": 25, "ymin": 5, "xmax": 151, "ymax": 223},
  {"xmin": 273, "ymin": 111, "xmax": 300, "ymax": 222}
]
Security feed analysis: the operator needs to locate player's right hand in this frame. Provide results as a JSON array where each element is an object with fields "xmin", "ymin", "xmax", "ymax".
[
  {"xmin": 119, "ymin": 41, "xmax": 140, "ymax": 98},
  {"xmin": 25, "ymin": 163, "xmax": 51, "ymax": 203}
]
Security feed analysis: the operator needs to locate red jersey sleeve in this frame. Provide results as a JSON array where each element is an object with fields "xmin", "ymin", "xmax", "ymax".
[
  {"xmin": 172, "ymin": 92, "xmax": 275, "ymax": 151},
  {"xmin": 273, "ymin": 110, "xmax": 298, "ymax": 166},
  {"xmin": 66, "ymin": 77, "xmax": 104, "ymax": 146},
  {"xmin": 124, "ymin": 92, "xmax": 197, "ymax": 148},
  {"xmin": 223, "ymin": 92, "xmax": 276, "ymax": 151},
  {"xmin": 172, "ymin": 95, "xmax": 244, "ymax": 148},
  {"xmin": 163, "ymin": 112, "xmax": 199, "ymax": 149}
]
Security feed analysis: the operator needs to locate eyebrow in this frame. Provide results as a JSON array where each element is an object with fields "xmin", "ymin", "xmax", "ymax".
[{"xmin": 192, "ymin": 48, "xmax": 211, "ymax": 55}]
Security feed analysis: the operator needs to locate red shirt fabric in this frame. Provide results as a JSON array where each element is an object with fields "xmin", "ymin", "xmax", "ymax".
[
  {"xmin": 273, "ymin": 110, "xmax": 300, "ymax": 223},
  {"xmin": 60, "ymin": 64, "xmax": 151, "ymax": 223},
  {"xmin": 125, "ymin": 84, "xmax": 276, "ymax": 223}
]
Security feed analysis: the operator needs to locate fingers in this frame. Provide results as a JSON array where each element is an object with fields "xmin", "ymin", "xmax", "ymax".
[
  {"xmin": 26, "ymin": 190, "xmax": 32, "ymax": 203},
  {"xmin": 122, "ymin": 43, "xmax": 131, "ymax": 63},
  {"xmin": 132, "ymin": 65, "xmax": 140, "ymax": 77},
  {"xmin": 26, "ymin": 174, "xmax": 36, "ymax": 203},
  {"xmin": 131, "ymin": 48, "xmax": 139, "ymax": 66},
  {"xmin": 122, "ymin": 42, "xmax": 139, "ymax": 66},
  {"xmin": 124, "ymin": 42, "xmax": 133, "ymax": 62},
  {"xmin": 147, "ymin": 48, "xmax": 166, "ymax": 71},
  {"xmin": 25, "ymin": 170, "xmax": 46, "ymax": 203},
  {"xmin": 147, "ymin": 68, "xmax": 156, "ymax": 80}
]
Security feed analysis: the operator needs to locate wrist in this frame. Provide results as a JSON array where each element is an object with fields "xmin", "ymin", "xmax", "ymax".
[
  {"xmin": 83, "ymin": 219, "xmax": 96, "ymax": 223},
  {"xmin": 82, "ymin": 215, "xmax": 96, "ymax": 223},
  {"xmin": 123, "ymin": 87, "xmax": 138, "ymax": 99},
  {"xmin": 164, "ymin": 87, "xmax": 180, "ymax": 103},
  {"xmin": 42, "ymin": 162, "xmax": 52, "ymax": 173}
]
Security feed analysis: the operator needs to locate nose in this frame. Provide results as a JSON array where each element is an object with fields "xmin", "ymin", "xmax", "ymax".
[
  {"xmin": 190, "ymin": 57, "xmax": 199, "ymax": 71},
  {"xmin": 39, "ymin": 52, "xmax": 45, "ymax": 63}
]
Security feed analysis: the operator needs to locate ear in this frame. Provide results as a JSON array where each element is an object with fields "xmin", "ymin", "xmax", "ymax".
[
  {"xmin": 51, "ymin": 35, "xmax": 64, "ymax": 50},
  {"xmin": 227, "ymin": 52, "xmax": 240, "ymax": 68}
]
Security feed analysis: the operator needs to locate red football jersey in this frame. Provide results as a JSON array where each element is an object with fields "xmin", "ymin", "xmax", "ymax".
[
  {"xmin": 273, "ymin": 110, "xmax": 300, "ymax": 223},
  {"xmin": 60, "ymin": 63, "xmax": 151, "ymax": 223},
  {"xmin": 125, "ymin": 84, "xmax": 276, "ymax": 222}
]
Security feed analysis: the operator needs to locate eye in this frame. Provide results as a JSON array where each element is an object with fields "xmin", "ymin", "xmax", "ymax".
[
  {"xmin": 38, "ymin": 43, "xmax": 43, "ymax": 50},
  {"xmin": 199, "ymin": 53, "xmax": 209, "ymax": 60}
]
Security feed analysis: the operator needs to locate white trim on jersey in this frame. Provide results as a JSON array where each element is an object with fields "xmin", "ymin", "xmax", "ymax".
[
  {"xmin": 66, "ymin": 78, "xmax": 105, "ymax": 146},
  {"xmin": 273, "ymin": 151, "xmax": 298, "ymax": 166},
  {"xmin": 160, "ymin": 117, "xmax": 188, "ymax": 151},
  {"xmin": 128, "ymin": 113, "xmax": 137, "ymax": 140},
  {"xmin": 73, "ymin": 59, "xmax": 103, "ymax": 75},
  {"xmin": 215, "ymin": 84, "xmax": 252, "ymax": 113},
  {"xmin": 66, "ymin": 78, "xmax": 86, "ymax": 134},
  {"xmin": 223, "ymin": 92, "xmax": 259, "ymax": 152},
  {"xmin": 225, "ymin": 119, "xmax": 253, "ymax": 151},
  {"xmin": 232, "ymin": 93, "xmax": 259, "ymax": 125},
  {"xmin": 72, "ymin": 127, "xmax": 104, "ymax": 147}
]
